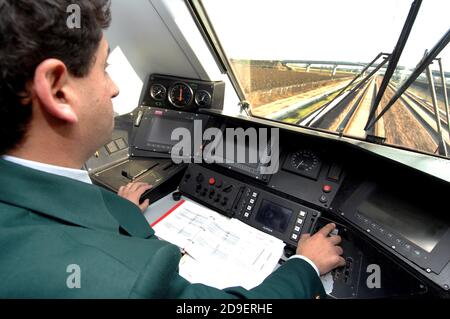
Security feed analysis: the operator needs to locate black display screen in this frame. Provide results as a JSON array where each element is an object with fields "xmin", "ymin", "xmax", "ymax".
[
  {"xmin": 134, "ymin": 115, "xmax": 195, "ymax": 152},
  {"xmin": 146, "ymin": 117, "xmax": 194, "ymax": 146},
  {"xmin": 358, "ymin": 189, "xmax": 448, "ymax": 253},
  {"xmin": 255, "ymin": 199, "xmax": 293, "ymax": 233}
]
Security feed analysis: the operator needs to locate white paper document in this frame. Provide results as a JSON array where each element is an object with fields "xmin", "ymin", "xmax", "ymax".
[{"xmin": 153, "ymin": 200, "xmax": 286, "ymax": 290}]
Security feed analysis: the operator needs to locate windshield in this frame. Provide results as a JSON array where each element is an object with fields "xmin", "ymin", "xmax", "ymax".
[{"xmin": 200, "ymin": 0, "xmax": 450, "ymax": 159}]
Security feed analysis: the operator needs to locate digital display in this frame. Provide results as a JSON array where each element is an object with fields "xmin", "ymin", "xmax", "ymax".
[
  {"xmin": 358, "ymin": 189, "xmax": 448, "ymax": 253},
  {"xmin": 255, "ymin": 199, "xmax": 293, "ymax": 233},
  {"xmin": 134, "ymin": 115, "xmax": 195, "ymax": 152},
  {"xmin": 146, "ymin": 117, "xmax": 193, "ymax": 146}
]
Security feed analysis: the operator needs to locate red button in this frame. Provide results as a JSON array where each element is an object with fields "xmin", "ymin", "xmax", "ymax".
[
  {"xmin": 209, "ymin": 178, "xmax": 216, "ymax": 185},
  {"xmin": 323, "ymin": 185, "xmax": 332, "ymax": 193}
]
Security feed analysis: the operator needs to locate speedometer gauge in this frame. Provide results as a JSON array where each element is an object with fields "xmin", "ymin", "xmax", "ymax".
[
  {"xmin": 291, "ymin": 150, "xmax": 318, "ymax": 172},
  {"xmin": 168, "ymin": 83, "xmax": 193, "ymax": 108},
  {"xmin": 195, "ymin": 90, "xmax": 212, "ymax": 108},
  {"xmin": 283, "ymin": 150, "xmax": 322, "ymax": 180},
  {"xmin": 150, "ymin": 84, "xmax": 166, "ymax": 101}
]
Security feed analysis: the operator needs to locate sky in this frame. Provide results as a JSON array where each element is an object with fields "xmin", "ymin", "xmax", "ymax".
[{"xmin": 203, "ymin": 0, "xmax": 450, "ymax": 69}]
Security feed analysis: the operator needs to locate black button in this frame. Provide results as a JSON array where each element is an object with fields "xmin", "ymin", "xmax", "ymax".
[{"xmin": 196, "ymin": 173, "xmax": 204, "ymax": 183}]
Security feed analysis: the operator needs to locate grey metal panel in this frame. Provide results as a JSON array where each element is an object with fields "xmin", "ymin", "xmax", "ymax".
[{"xmin": 105, "ymin": 0, "xmax": 199, "ymax": 81}]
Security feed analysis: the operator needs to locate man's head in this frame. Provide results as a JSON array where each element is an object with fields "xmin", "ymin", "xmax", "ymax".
[{"xmin": 0, "ymin": 0, "xmax": 119, "ymax": 166}]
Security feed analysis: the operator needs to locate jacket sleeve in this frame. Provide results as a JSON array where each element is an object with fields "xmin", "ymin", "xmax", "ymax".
[{"xmin": 130, "ymin": 254, "xmax": 326, "ymax": 299}]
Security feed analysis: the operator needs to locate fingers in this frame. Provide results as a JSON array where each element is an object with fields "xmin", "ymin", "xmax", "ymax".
[
  {"xmin": 126, "ymin": 182, "xmax": 151, "ymax": 193},
  {"xmin": 116, "ymin": 183, "xmax": 153, "ymax": 213},
  {"xmin": 329, "ymin": 234, "xmax": 342, "ymax": 246},
  {"xmin": 135, "ymin": 185, "xmax": 153, "ymax": 200},
  {"xmin": 118, "ymin": 186, "xmax": 125, "ymax": 196},
  {"xmin": 337, "ymin": 256, "xmax": 346, "ymax": 267},
  {"xmin": 335, "ymin": 245, "xmax": 344, "ymax": 256},
  {"xmin": 119, "ymin": 183, "xmax": 152, "ymax": 196},
  {"xmin": 139, "ymin": 199, "xmax": 150, "ymax": 212},
  {"xmin": 317, "ymin": 223, "xmax": 336, "ymax": 237}
]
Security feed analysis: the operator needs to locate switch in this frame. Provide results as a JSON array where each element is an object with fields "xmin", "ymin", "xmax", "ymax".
[
  {"xmin": 115, "ymin": 138, "xmax": 127, "ymax": 150},
  {"xmin": 328, "ymin": 163, "xmax": 342, "ymax": 182},
  {"xmin": 106, "ymin": 141, "xmax": 118, "ymax": 154},
  {"xmin": 223, "ymin": 185, "xmax": 233, "ymax": 193},
  {"xmin": 134, "ymin": 111, "xmax": 143, "ymax": 127}
]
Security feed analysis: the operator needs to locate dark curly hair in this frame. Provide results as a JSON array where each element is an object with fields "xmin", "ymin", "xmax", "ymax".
[{"xmin": 0, "ymin": 0, "xmax": 111, "ymax": 155}]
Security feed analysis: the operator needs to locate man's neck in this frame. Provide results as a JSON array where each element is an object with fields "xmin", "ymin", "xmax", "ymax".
[{"xmin": 7, "ymin": 148, "xmax": 86, "ymax": 170}]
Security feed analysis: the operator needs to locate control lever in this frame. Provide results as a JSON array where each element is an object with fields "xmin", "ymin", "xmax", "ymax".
[{"xmin": 134, "ymin": 110, "xmax": 143, "ymax": 127}]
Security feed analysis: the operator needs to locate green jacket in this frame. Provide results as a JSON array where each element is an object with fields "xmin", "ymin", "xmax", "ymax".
[{"xmin": 0, "ymin": 158, "xmax": 325, "ymax": 298}]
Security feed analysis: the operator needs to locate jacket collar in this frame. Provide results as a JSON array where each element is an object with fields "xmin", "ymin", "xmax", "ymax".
[{"xmin": 0, "ymin": 158, "xmax": 154, "ymax": 238}]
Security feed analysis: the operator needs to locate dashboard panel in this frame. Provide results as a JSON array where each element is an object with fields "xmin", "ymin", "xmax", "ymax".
[{"xmin": 90, "ymin": 74, "xmax": 450, "ymax": 297}]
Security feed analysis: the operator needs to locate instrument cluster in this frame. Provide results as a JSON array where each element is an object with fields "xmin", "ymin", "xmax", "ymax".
[{"xmin": 141, "ymin": 74, "xmax": 224, "ymax": 111}]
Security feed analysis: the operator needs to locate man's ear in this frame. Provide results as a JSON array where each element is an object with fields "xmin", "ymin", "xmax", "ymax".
[{"xmin": 33, "ymin": 59, "xmax": 78, "ymax": 124}]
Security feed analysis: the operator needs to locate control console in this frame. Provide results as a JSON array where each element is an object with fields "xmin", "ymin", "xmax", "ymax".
[{"xmin": 179, "ymin": 165, "xmax": 320, "ymax": 247}]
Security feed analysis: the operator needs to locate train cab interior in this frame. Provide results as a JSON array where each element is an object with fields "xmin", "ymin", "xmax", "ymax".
[{"xmin": 84, "ymin": 0, "xmax": 450, "ymax": 298}]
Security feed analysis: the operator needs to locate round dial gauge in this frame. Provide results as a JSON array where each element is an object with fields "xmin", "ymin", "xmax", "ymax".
[
  {"xmin": 168, "ymin": 82, "xmax": 193, "ymax": 108},
  {"xmin": 195, "ymin": 90, "xmax": 212, "ymax": 108},
  {"xmin": 291, "ymin": 150, "xmax": 319, "ymax": 172},
  {"xmin": 150, "ymin": 84, "xmax": 167, "ymax": 101}
]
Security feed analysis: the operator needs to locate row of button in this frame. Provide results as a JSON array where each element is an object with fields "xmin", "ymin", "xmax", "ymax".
[
  {"xmin": 243, "ymin": 191, "xmax": 259, "ymax": 219},
  {"xmin": 106, "ymin": 138, "xmax": 128, "ymax": 154},
  {"xmin": 355, "ymin": 213, "xmax": 423, "ymax": 257},
  {"xmin": 290, "ymin": 210, "xmax": 308, "ymax": 241},
  {"xmin": 195, "ymin": 184, "xmax": 229, "ymax": 206}
]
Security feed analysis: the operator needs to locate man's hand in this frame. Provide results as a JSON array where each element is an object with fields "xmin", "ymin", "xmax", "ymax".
[
  {"xmin": 297, "ymin": 223, "xmax": 345, "ymax": 275},
  {"xmin": 117, "ymin": 182, "xmax": 152, "ymax": 212}
]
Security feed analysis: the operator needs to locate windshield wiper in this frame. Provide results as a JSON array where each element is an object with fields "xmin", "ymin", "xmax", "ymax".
[
  {"xmin": 365, "ymin": 28, "xmax": 450, "ymax": 152},
  {"xmin": 364, "ymin": 0, "xmax": 423, "ymax": 134}
]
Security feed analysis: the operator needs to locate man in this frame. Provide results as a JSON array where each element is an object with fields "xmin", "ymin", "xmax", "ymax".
[{"xmin": 0, "ymin": 0, "xmax": 345, "ymax": 298}]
